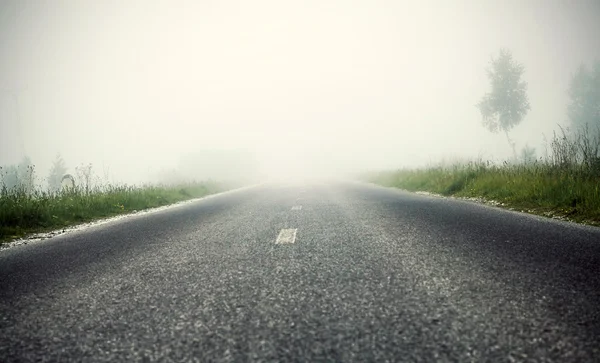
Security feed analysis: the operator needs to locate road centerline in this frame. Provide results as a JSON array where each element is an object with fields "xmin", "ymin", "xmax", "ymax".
[{"xmin": 275, "ymin": 228, "xmax": 297, "ymax": 244}]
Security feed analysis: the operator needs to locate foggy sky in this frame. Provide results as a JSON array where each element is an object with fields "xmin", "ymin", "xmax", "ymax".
[{"xmin": 1, "ymin": 0, "xmax": 599, "ymax": 183}]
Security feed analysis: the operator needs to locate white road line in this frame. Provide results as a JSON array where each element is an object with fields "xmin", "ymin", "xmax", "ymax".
[
  {"xmin": 291, "ymin": 205, "xmax": 302, "ymax": 211},
  {"xmin": 275, "ymin": 228, "xmax": 297, "ymax": 244}
]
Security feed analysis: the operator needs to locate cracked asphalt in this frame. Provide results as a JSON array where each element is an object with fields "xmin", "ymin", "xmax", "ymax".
[{"xmin": 1, "ymin": 182, "xmax": 599, "ymax": 362}]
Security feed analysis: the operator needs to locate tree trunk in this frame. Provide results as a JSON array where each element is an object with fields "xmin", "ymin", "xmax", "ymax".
[{"xmin": 504, "ymin": 130, "xmax": 517, "ymax": 160}]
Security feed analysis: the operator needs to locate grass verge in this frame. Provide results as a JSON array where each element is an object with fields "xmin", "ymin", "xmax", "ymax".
[
  {"xmin": 0, "ymin": 181, "xmax": 227, "ymax": 243},
  {"xmin": 364, "ymin": 162, "xmax": 600, "ymax": 226}
]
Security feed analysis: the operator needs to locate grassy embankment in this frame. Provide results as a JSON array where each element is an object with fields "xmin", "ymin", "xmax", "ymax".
[
  {"xmin": 365, "ymin": 162, "xmax": 600, "ymax": 225},
  {"xmin": 0, "ymin": 181, "xmax": 225, "ymax": 243},
  {"xmin": 365, "ymin": 130, "xmax": 600, "ymax": 226}
]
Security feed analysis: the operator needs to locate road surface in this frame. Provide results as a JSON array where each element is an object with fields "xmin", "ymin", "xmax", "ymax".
[{"xmin": 1, "ymin": 182, "xmax": 599, "ymax": 362}]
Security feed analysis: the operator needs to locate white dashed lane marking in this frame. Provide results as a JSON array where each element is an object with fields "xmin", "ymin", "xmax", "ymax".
[
  {"xmin": 275, "ymin": 228, "xmax": 297, "ymax": 244},
  {"xmin": 291, "ymin": 205, "xmax": 302, "ymax": 211}
]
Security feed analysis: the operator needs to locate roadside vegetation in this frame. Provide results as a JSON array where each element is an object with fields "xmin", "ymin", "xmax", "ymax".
[
  {"xmin": 365, "ymin": 133, "xmax": 600, "ymax": 225},
  {"xmin": 0, "ymin": 163, "xmax": 226, "ymax": 243},
  {"xmin": 367, "ymin": 53, "xmax": 600, "ymax": 226}
]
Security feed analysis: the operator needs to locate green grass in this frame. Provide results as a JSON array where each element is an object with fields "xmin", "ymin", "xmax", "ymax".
[
  {"xmin": 0, "ymin": 181, "xmax": 226, "ymax": 243},
  {"xmin": 364, "ymin": 161, "xmax": 600, "ymax": 226}
]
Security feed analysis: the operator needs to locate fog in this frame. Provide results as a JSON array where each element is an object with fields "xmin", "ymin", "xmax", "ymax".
[{"xmin": 1, "ymin": 0, "xmax": 599, "ymax": 184}]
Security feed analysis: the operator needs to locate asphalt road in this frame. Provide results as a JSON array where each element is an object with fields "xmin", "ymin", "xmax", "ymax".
[{"xmin": 1, "ymin": 182, "xmax": 600, "ymax": 362}]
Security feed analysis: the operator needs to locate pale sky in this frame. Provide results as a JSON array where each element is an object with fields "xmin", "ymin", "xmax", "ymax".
[{"xmin": 1, "ymin": 0, "xmax": 599, "ymax": 183}]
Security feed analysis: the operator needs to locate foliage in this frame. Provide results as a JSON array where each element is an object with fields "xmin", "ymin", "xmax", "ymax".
[
  {"xmin": 75, "ymin": 163, "xmax": 93, "ymax": 193},
  {"xmin": 476, "ymin": 49, "xmax": 530, "ymax": 156},
  {"xmin": 0, "ymin": 156, "xmax": 35, "ymax": 194},
  {"xmin": 519, "ymin": 144, "xmax": 536, "ymax": 164},
  {"xmin": 47, "ymin": 154, "xmax": 68, "ymax": 192},
  {"xmin": 568, "ymin": 61, "xmax": 600, "ymax": 137},
  {"xmin": 547, "ymin": 125, "xmax": 600, "ymax": 174},
  {"xmin": 0, "ymin": 179, "xmax": 225, "ymax": 243},
  {"xmin": 365, "ymin": 127, "xmax": 600, "ymax": 226}
]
